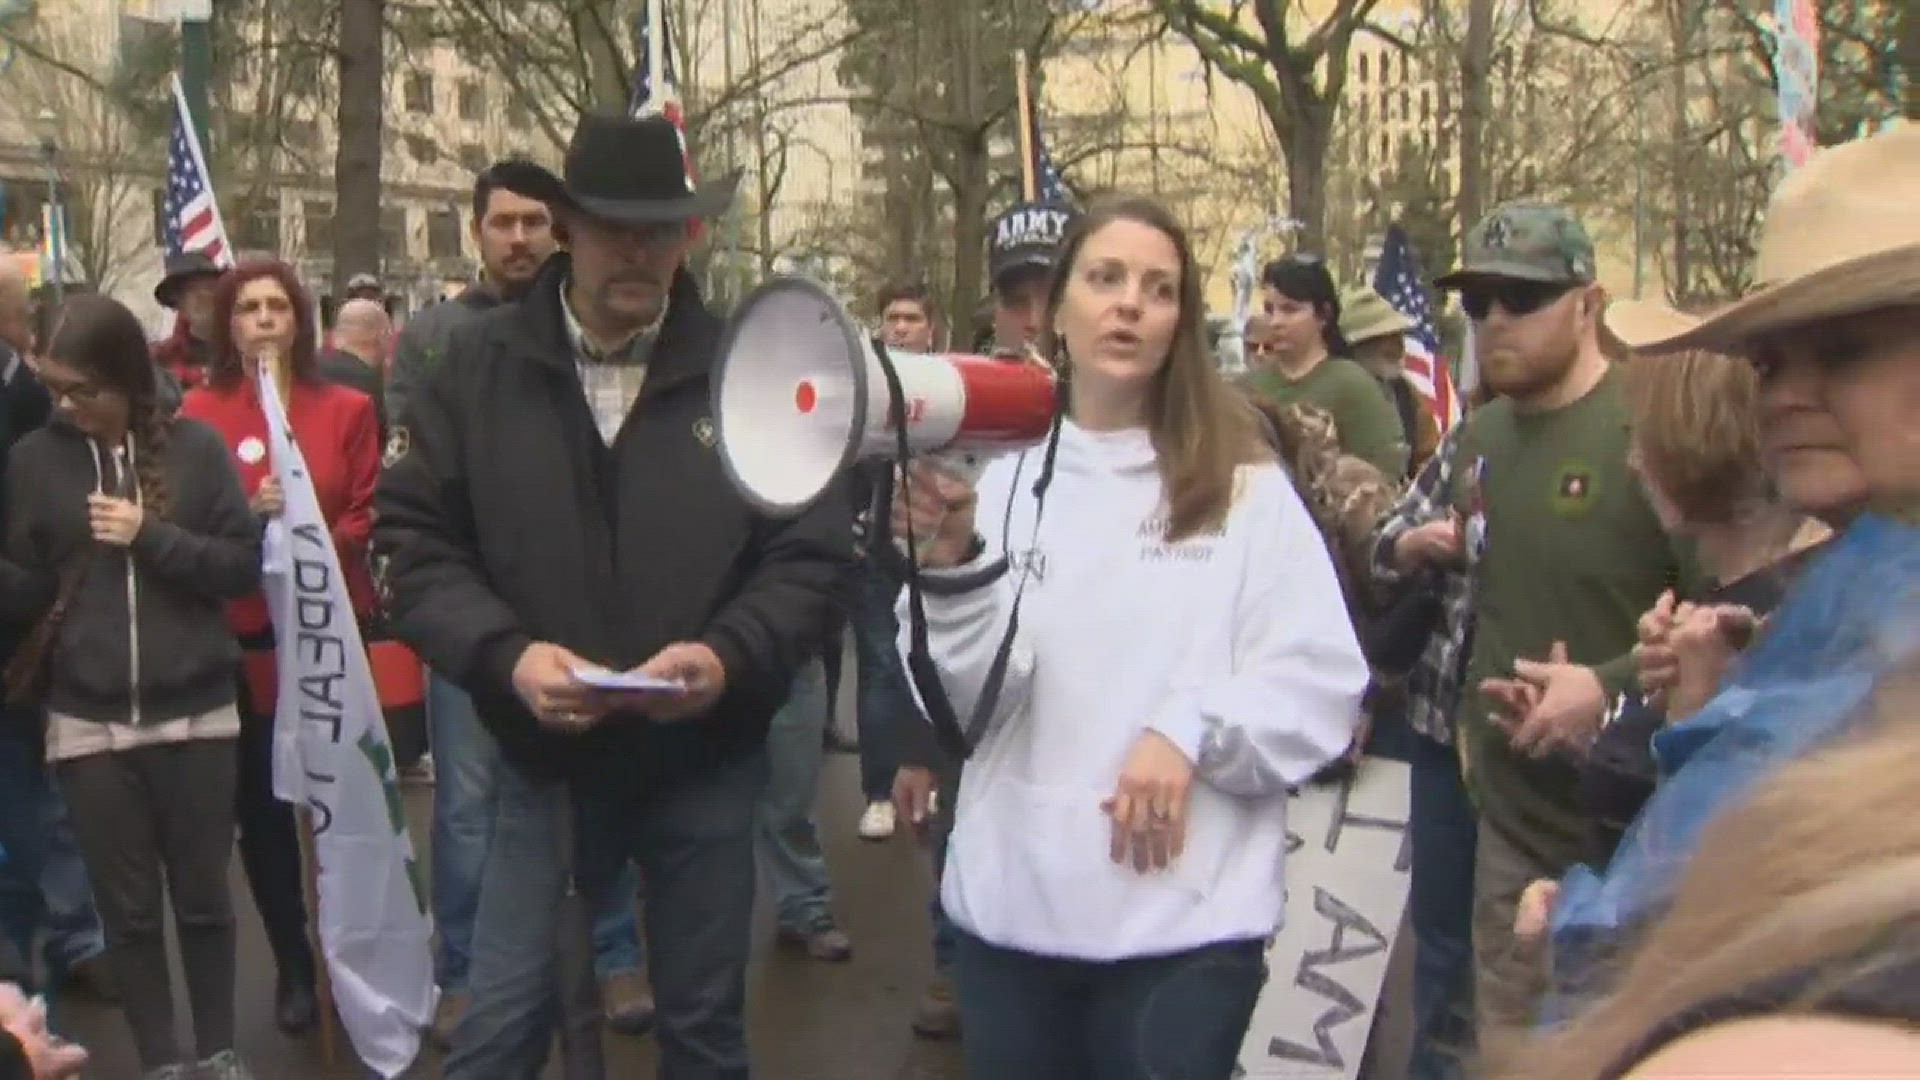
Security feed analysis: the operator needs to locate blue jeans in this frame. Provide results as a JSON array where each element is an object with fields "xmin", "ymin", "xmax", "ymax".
[
  {"xmin": 0, "ymin": 723, "xmax": 104, "ymax": 984},
  {"xmin": 427, "ymin": 673, "xmax": 642, "ymax": 993},
  {"xmin": 849, "ymin": 570, "xmax": 912, "ymax": 801},
  {"xmin": 1406, "ymin": 731, "xmax": 1478, "ymax": 1080},
  {"xmin": 952, "ymin": 929, "xmax": 1267, "ymax": 1079},
  {"xmin": 755, "ymin": 662, "xmax": 836, "ymax": 932},
  {"xmin": 447, "ymin": 751, "xmax": 765, "ymax": 1080}
]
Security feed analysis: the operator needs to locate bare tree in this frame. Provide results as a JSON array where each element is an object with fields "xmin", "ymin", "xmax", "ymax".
[
  {"xmin": 1148, "ymin": 0, "xmax": 1385, "ymax": 253},
  {"xmin": 0, "ymin": 11, "xmax": 162, "ymax": 294},
  {"xmin": 838, "ymin": 0, "xmax": 1095, "ymax": 332},
  {"xmin": 334, "ymin": 0, "xmax": 384, "ymax": 287}
]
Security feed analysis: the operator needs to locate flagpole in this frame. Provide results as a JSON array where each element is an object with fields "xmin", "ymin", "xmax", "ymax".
[
  {"xmin": 647, "ymin": 0, "xmax": 666, "ymax": 110},
  {"xmin": 299, "ymin": 813, "xmax": 341, "ymax": 1067},
  {"xmin": 1014, "ymin": 51, "xmax": 1038, "ymax": 203},
  {"xmin": 170, "ymin": 73, "xmax": 234, "ymax": 268}
]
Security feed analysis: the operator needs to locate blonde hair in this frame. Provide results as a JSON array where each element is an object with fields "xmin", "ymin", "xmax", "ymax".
[
  {"xmin": 1505, "ymin": 661, "xmax": 1920, "ymax": 1079},
  {"xmin": 1042, "ymin": 196, "xmax": 1271, "ymax": 541},
  {"xmin": 1623, "ymin": 348, "xmax": 1768, "ymax": 527}
]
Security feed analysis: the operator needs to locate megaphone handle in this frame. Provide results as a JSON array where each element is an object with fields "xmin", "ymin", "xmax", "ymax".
[{"xmin": 896, "ymin": 450, "xmax": 988, "ymax": 563}]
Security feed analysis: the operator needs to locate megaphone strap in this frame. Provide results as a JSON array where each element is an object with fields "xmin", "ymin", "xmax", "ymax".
[{"xmin": 876, "ymin": 337, "xmax": 1063, "ymax": 761}]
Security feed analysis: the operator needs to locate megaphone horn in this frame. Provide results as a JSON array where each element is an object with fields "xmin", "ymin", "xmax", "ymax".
[{"xmin": 713, "ymin": 275, "xmax": 1058, "ymax": 516}]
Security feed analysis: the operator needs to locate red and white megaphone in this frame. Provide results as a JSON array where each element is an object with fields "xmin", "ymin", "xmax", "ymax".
[{"xmin": 713, "ymin": 275, "xmax": 1059, "ymax": 515}]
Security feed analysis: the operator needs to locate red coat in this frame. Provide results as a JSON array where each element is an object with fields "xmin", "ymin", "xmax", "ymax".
[{"xmin": 179, "ymin": 378, "xmax": 381, "ymax": 639}]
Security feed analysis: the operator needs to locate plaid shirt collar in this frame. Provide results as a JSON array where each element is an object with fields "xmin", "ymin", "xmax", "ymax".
[{"xmin": 560, "ymin": 278, "xmax": 663, "ymax": 367}]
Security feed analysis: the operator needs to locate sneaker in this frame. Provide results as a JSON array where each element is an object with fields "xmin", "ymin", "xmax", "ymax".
[
  {"xmin": 601, "ymin": 970, "xmax": 656, "ymax": 1036},
  {"xmin": 776, "ymin": 921, "xmax": 854, "ymax": 962},
  {"xmin": 911, "ymin": 973, "xmax": 961, "ymax": 1040},
  {"xmin": 142, "ymin": 1066, "xmax": 190, "ymax": 1080},
  {"xmin": 431, "ymin": 990, "xmax": 469, "ymax": 1049},
  {"xmin": 197, "ymin": 1050, "xmax": 256, "ymax": 1079},
  {"xmin": 857, "ymin": 800, "xmax": 896, "ymax": 841}
]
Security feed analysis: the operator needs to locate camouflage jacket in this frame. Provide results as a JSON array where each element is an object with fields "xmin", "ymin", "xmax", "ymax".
[{"xmin": 1251, "ymin": 398, "xmax": 1398, "ymax": 612}]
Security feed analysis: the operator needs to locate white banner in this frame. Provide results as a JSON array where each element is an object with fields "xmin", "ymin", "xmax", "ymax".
[
  {"xmin": 1238, "ymin": 759, "xmax": 1413, "ymax": 1079},
  {"xmin": 259, "ymin": 368, "xmax": 436, "ymax": 1078}
]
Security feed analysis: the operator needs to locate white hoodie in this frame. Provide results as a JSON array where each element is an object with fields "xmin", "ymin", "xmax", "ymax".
[{"xmin": 899, "ymin": 421, "xmax": 1369, "ymax": 961}]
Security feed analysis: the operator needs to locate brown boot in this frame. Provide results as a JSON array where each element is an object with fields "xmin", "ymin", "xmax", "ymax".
[
  {"xmin": 910, "ymin": 972, "xmax": 961, "ymax": 1040},
  {"xmin": 776, "ymin": 921, "xmax": 854, "ymax": 962},
  {"xmin": 602, "ymin": 970, "xmax": 657, "ymax": 1036}
]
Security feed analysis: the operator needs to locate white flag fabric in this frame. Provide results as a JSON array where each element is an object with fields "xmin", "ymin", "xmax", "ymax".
[{"xmin": 258, "ymin": 368, "xmax": 436, "ymax": 1077}]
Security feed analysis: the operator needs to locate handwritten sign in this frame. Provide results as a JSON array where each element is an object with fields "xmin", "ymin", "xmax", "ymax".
[{"xmin": 1237, "ymin": 759, "xmax": 1412, "ymax": 1079}]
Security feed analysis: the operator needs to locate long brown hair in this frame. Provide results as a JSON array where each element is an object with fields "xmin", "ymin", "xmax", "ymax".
[
  {"xmin": 6, "ymin": 296, "xmax": 176, "ymax": 702},
  {"xmin": 1504, "ymin": 661, "xmax": 1920, "ymax": 1079},
  {"xmin": 206, "ymin": 258, "xmax": 321, "ymax": 389},
  {"xmin": 1042, "ymin": 196, "xmax": 1270, "ymax": 541}
]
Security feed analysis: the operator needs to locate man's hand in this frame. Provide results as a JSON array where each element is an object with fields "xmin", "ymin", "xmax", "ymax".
[
  {"xmin": 1633, "ymin": 590, "xmax": 1680, "ymax": 700},
  {"xmin": 1101, "ymin": 730, "xmax": 1195, "ymax": 873},
  {"xmin": 1498, "ymin": 642, "xmax": 1608, "ymax": 758},
  {"xmin": 1665, "ymin": 604, "xmax": 1755, "ymax": 722},
  {"xmin": 511, "ymin": 642, "xmax": 605, "ymax": 733},
  {"xmin": 0, "ymin": 983, "xmax": 88, "ymax": 1079},
  {"xmin": 1514, "ymin": 878, "xmax": 1561, "ymax": 946},
  {"xmin": 1393, "ymin": 516, "xmax": 1464, "ymax": 572},
  {"xmin": 892, "ymin": 765, "xmax": 940, "ymax": 838},
  {"xmin": 616, "ymin": 642, "xmax": 727, "ymax": 722},
  {"xmin": 87, "ymin": 494, "xmax": 144, "ymax": 547}
]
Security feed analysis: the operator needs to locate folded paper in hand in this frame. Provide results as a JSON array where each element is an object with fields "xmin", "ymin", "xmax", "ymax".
[{"xmin": 571, "ymin": 667, "xmax": 687, "ymax": 693}]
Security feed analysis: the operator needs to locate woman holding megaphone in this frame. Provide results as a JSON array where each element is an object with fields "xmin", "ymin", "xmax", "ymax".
[
  {"xmin": 179, "ymin": 260, "xmax": 382, "ymax": 1041},
  {"xmin": 891, "ymin": 197, "xmax": 1370, "ymax": 1079}
]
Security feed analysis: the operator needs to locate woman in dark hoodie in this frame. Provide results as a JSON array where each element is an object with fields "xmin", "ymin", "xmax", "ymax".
[{"xmin": 1, "ymin": 295, "xmax": 261, "ymax": 1080}]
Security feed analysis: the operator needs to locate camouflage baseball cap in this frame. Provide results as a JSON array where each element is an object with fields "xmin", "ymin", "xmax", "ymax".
[{"xmin": 1434, "ymin": 203, "xmax": 1596, "ymax": 289}]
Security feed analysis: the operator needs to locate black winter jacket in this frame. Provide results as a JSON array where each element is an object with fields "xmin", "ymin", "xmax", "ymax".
[
  {"xmin": 3, "ymin": 418, "xmax": 260, "ymax": 723},
  {"xmin": 374, "ymin": 256, "xmax": 857, "ymax": 786}
]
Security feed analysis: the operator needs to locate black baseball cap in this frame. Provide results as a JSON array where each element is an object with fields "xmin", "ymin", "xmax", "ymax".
[{"xmin": 988, "ymin": 201, "xmax": 1077, "ymax": 292}]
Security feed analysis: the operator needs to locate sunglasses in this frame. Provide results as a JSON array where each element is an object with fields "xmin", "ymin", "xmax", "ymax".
[{"xmin": 1460, "ymin": 281, "xmax": 1575, "ymax": 321}]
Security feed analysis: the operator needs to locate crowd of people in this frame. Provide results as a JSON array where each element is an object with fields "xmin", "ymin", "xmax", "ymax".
[{"xmin": 0, "ymin": 101, "xmax": 1914, "ymax": 1080}]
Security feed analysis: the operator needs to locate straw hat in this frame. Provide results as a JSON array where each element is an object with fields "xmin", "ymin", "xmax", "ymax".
[{"xmin": 1610, "ymin": 123, "xmax": 1920, "ymax": 354}]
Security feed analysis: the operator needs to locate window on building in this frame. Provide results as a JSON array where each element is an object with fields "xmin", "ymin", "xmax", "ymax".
[
  {"xmin": 286, "ymin": 118, "xmax": 321, "ymax": 153},
  {"xmin": 304, "ymin": 201, "xmax": 334, "ymax": 257},
  {"xmin": 1400, "ymin": 90, "xmax": 1410, "ymax": 120},
  {"xmin": 1357, "ymin": 53, "xmax": 1369, "ymax": 82},
  {"xmin": 1380, "ymin": 131, "xmax": 1391, "ymax": 160},
  {"xmin": 404, "ymin": 72, "xmax": 434, "ymax": 114},
  {"xmin": 381, "ymin": 206, "xmax": 409, "ymax": 263},
  {"xmin": 458, "ymin": 81, "xmax": 486, "ymax": 122},
  {"xmin": 1421, "ymin": 89, "xmax": 1432, "ymax": 121},
  {"xmin": 150, "ymin": 189, "xmax": 167, "ymax": 248},
  {"xmin": 1357, "ymin": 99, "xmax": 1369, "ymax": 124},
  {"xmin": 459, "ymin": 143, "xmax": 489, "ymax": 172},
  {"xmin": 426, "ymin": 209, "xmax": 464, "ymax": 260},
  {"xmin": 230, "ymin": 195, "xmax": 282, "ymax": 254},
  {"xmin": 405, "ymin": 135, "xmax": 439, "ymax": 164},
  {"xmin": 505, "ymin": 91, "xmax": 531, "ymax": 129}
]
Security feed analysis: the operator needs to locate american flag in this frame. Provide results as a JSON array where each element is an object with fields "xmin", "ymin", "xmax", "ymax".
[
  {"xmin": 163, "ymin": 74, "xmax": 231, "ymax": 266},
  {"xmin": 1373, "ymin": 224, "xmax": 1459, "ymax": 432},
  {"xmin": 632, "ymin": 1, "xmax": 702, "ymax": 238},
  {"xmin": 1024, "ymin": 89, "xmax": 1073, "ymax": 206}
]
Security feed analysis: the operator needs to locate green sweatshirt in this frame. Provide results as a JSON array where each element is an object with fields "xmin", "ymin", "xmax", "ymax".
[
  {"xmin": 1247, "ymin": 359, "xmax": 1409, "ymax": 477},
  {"xmin": 1450, "ymin": 367, "xmax": 1699, "ymax": 869}
]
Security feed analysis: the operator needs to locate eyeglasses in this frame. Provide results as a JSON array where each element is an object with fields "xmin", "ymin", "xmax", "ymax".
[
  {"xmin": 1459, "ymin": 281, "xmax": 1575, "ymax": 321},
  {"xmin": 39, "ymin": 373, "xmax": 104, "ymax": 405}
]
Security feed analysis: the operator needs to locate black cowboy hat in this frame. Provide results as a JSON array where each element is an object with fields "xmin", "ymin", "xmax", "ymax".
[
  {"xmin": 154, "ymin": 251, "xmax": 224, "ymax": 309},
  {"xmin": 554, "ymin": 112, "xmax": 739, "ymax": 225}
]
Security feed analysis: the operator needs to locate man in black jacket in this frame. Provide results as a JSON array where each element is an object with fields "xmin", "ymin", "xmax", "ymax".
[{"xmin": 376, "ymin": 114, "xmax": 855, "ymax": 1080}]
